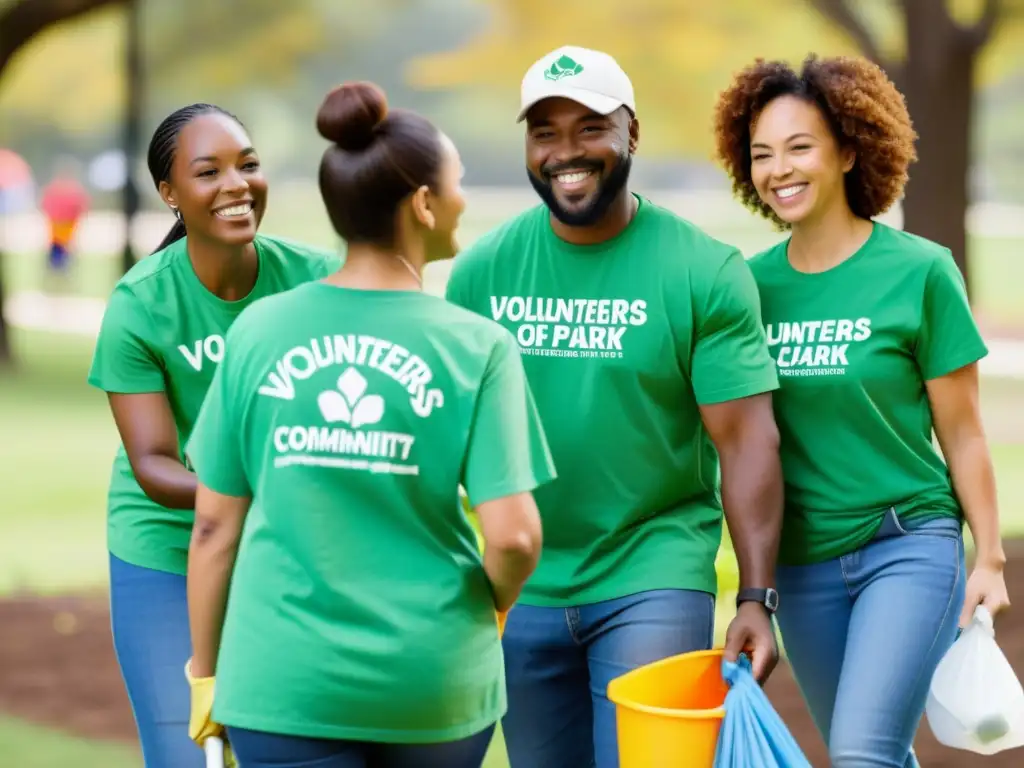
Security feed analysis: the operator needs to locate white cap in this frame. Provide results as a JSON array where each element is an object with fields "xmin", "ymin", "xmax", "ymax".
[{"xmin": 517, "ymin": 46, "xmax": 635, "ymax": 123}]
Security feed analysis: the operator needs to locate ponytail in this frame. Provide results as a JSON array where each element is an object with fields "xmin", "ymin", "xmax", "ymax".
[{"xmin": 152, "ymin": 218, "xmax": 187, "ymax": 254}]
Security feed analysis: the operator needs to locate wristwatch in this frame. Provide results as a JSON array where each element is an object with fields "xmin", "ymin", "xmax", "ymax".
[{"xmin": 736, "ymin": 587, "xmax": 780, "ymax": 615}]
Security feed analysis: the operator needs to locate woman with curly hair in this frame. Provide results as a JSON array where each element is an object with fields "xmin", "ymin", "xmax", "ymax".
[{"xmin": 713, "ymin": 54, "xmax": 1010, "ymax": 767}]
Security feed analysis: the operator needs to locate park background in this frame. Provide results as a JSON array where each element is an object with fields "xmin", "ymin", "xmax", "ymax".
[{"xmin": 1, "ymin": 0, "xmax": 1024, "ymax": 765}]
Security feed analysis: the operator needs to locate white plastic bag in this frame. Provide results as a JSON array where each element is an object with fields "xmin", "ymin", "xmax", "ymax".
[{"xmin": 925, "ymin": 605, "xmax": 1024, "ymax": 755}]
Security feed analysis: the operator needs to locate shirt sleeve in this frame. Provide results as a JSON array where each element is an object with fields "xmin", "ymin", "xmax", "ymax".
[
  {"xmin": 916, "ymin": 251, "xmax": 989, "ymax": 380},
  {"xmin": 691, "ymin": 250, "xmax": 779, "ymax": 405},
  {"xmin": 87, "ymin": 284, "xmax": 166, "ymax": 394},
  {"xmin": 185, "ymin": 330, "xmax": 251, "ymax": 498},
  {"xmin": 461, "ymin": 330, "xmax": 557, "ymax": 506}
]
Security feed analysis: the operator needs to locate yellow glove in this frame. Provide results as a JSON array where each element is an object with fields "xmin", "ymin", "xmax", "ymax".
[
  {"xmin": 497, "ymin": 610, "xmax": 508, "ymax": 638},
  {"xmin": 184, "ymin": 658, "xmax": 224, "ymax": 746},
  {"xmin": 184, "ymin": 659, "xmax": 239, "ymax": 766}
]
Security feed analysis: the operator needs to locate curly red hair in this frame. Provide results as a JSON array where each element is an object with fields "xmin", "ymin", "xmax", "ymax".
[{"xmin": 713, "ymin": 54, "xmax": 918, "ymax": 228}]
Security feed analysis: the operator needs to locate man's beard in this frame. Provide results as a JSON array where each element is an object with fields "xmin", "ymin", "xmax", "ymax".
[{"xmin": 527, "ymin": 152, "xmax": 632, "ymax": 227}]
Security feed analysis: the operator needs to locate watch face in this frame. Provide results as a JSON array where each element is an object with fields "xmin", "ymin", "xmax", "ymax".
[{"xmin": 738, "ymin": 588, "xmax": 779, "ymax": 613}]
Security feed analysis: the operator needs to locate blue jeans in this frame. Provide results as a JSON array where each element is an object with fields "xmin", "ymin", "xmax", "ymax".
[
  {"xmin": 776, "ymin": 509, "xmax": 966, "ymax": 768},
  {"xmin": 501, "ymin": 588, "xmax": 715, "ymax": 768},
  {"xmin": 225, "ymin": 724, "xmax": 496, "ymax": 767},
  {"xmin": 109, "ymin": 553, "xmax": 201, "ymax": 768}
]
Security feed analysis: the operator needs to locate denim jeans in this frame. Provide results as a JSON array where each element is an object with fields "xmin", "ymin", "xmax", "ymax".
[
  {"xmin": 776, "ymin": 509, "xmax": 966, "ymax": 768},
  {"xmin": 500, "ymin": 588, "xmax": 716, "ymax": 768},
  {"xmin": 109, "ymin": 553, "xmax": 202, "ymax": 768},
  {"xmin": 225, "ymin": 724, "xmax": 496, "ymax": 768}
]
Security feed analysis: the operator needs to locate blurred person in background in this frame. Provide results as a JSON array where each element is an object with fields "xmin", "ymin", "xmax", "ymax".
[
  {"xmin": 87, "ymin": 103, "xmax": 340, "ymax": 768},
  {"xmin": 714, "ymin": 54, "xmax": 1011, "ymax": 768},
  {"xmin": 0, "ymin": 149, "xmax": 35, "ymax": 272},
  {"xmin": 445, "ymin": 45, "xmax": 784, "ymax": 768},
  {"xmin": 0, "ymin": 148, "xmax": 35, "ymax": 217},
  {"xmin": 40, "ymin": 159, "xmax": 90, "ymax": 293},
  {"xmin": 182, "ymin": 81, "xmax": 552, "ymax": 768}
]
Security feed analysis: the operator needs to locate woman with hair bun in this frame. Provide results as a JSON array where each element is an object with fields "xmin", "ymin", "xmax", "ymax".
[
  {"xmin": 714, "ymin": 54, "xmax": 1010, "ymax": 767},
  {"xmin": 183, "ymin": 81, "xmax": 554, "ymax": 768}
]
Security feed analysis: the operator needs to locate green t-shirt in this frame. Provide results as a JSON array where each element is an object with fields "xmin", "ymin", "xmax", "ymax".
[
  {"xmin": 185, "ymin": 283, "xmax": 555, "ymax": 742},
  {"xmin": 748, "ymin": 222, "xmax": 988, "ymax": 565},
  {"xmin": 445, "ymin": 195, "xmax": 779, "ymax": 606},
  {"xmin": 87, "ymin": 234, "xmax": 340, "ymax": 575}
]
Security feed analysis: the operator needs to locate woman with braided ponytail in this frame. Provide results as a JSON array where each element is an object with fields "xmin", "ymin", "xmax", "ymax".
[{"xmin": 88, "ymin": 103, "xmax": 338, "ymax": 766}]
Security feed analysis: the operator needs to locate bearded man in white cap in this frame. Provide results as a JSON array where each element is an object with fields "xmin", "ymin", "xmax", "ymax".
[{"xmin": 446, "ymin": 46, "xmax": 784, "ymax": 767}]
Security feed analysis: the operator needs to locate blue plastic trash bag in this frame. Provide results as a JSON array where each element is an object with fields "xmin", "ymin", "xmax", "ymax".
[{"xmin": 713, "ymin": 655, "xmax": 813, "ymax": 768}]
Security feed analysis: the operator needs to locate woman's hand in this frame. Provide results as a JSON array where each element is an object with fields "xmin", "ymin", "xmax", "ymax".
[
  {"xmin": 959, "ymin": 560, "xmax": 1011, "ymax": 628},
  {"xmin": 184, "ymin": 658, "xmax": 223, "ymax": 746}
]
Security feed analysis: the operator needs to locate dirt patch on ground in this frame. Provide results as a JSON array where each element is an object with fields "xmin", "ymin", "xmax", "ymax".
[
  {"xmin": 4, "ymin": 547, "xmax": 1024, "ymax": 766},
  {"xmin": 0, "ymin": 592, "xmax": 134, "ymax": 742}
]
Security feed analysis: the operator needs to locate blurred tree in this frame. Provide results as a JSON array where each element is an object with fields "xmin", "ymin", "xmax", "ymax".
[
  {"xmin": 0, "ymin": 1, "xmax": 327, "ymax": 138},
  {"xmin": 406, "ymin": 0, "xmax": 856, "ymax": 156},
  {"xmin": 811, "ymin": 0, "xmax": 1024, "ymax": 297},
  {"xmin": 411, "ymin": 0, "xmax": 1024, "ymax": 295},
  {"xmin": 0, "ymin": 0, "xmax": 124, "ymax": 367},
  {"xmin": 122, "ymin": 0, "xmax": 140, "ymax": 274},
  {"xmin": 0, "ymin": 0, "xmax": 122, "ymax": 76},
  {"xmin": 0, "ymin": 0, "xmax": 425, "ymax": 142},
  {"xmin": 0, "ymin": 250, "xmax": 9, "ymax": 365},
  {"xmin": 978, "ymin": 72, "xmax": 1024, "ymax": 201},
  {"xmin": 0, "ymin": 0, "xmax": 432, "ymax": 197}
]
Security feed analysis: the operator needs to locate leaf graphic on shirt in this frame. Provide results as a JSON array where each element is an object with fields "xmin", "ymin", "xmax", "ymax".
[
  {"xmin": 318, "ymin": 390, "xmax": 352, "ymax": 424},
  {"xmin": 351, "ymin": 394, "xmax": 385, "ymax": 428},
  {"xmin": 336, "ymin": 368, "xmax": 368, "ymax": 405},
  {"xmin": 316, "ymin": 367, "xmax": 386, "ymax": 428}
]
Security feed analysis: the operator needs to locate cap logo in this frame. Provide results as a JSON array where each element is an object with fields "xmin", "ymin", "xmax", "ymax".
[{"xmin": 544, "ymin": 55, "xmax": 584, "ymax": 81}]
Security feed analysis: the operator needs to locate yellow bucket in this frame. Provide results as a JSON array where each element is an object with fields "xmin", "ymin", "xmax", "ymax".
[{"xmin": 607, "ymin": 649, "xmax": 729, "ymax": 768}]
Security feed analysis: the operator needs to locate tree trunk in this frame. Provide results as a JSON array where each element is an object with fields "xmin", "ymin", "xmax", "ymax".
[
  {"xmin": 121, "ymin": 0, "xmax": 142, "ymax": 275},
  {"xmin": 0, "ymin": 251, "xmax": 11, "ymax": 367},
  {"xmin": 899, "ymin": 6, "xmax": 975, "ymax": 296},
  {"xmin": 0, "ymin": 0, "xmax": 125, "ymax": 81},
  {"xmin": 810, "ymin": 0, "xmax": 1000, "ymax": 302},
  {"xmin": 0, "ymin": 0, "xmax": 127, "ymax": 368}
]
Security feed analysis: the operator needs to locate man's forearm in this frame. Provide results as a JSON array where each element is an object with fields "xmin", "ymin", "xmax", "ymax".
[{"xmin": 720, "ymin": 436, "xmax": 784, "ymax": 590}]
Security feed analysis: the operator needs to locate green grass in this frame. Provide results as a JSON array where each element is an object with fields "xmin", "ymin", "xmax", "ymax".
[
  {"xmin": 988, "ymin": 443, "xmax": 1024, "ymax": 534},
  {"xmin": 4, "ymin": 184, "xmax": 1024, "ymax": 328},
  {"xmin": 0, "ymin": 716, "xmax": 140, "ymax": 768},
  {"xmin": 969, "ymin": 236, "xmax": 1024, "ymax": 327},
  {"xmin": 1, "ymin": 266, "xmax": 1023, "ymax": 764},
  {"xmin": 483, "ymin": 731, "xmax": 509, "ymax": 768},
  {"xmin": 0, "ymin": 713, "xmax": 506, "ymax": 768},
  {"xmin": 1, "ymin": 330, "xmax": 1022, "ymax": 597},
  {"xmin": 0, "ymin": 330, "xmax": 117, "ymax": 595},
  {"xmin": 7, "ymin": 231, "xmax": 1024, "ymax": 326}
]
